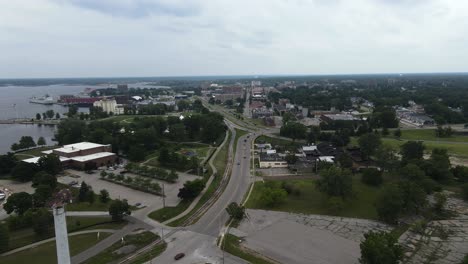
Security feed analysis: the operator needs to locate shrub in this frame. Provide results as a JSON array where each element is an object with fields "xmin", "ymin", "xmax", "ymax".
[
  {"xmin": 327, "ymin": 197, "xmax": 344, "ymax": 215},
  {"xmin": 462, "ymin": 183, "xmax": 468, "ymax": 201},
  {"xmin": 361, "ymin": 168, "xmax": 383, "ymax": 186}
]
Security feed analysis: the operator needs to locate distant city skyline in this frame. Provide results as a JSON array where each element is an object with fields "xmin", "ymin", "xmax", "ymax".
[{"xmin": 1, "ymin": 0, "xmax": 468, "ymax": 78}]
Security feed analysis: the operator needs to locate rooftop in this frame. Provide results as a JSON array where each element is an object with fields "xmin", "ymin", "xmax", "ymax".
[
  {"xmin": 55, "ymin": 142, "xmax": 109, "ymax": 153},
  {"xmin": 70, "ymin": 152, "xmax": 116, "ymax": 162},
  {"xmin": 23, "ymin": 156, "xmax": 70, "ymax": 164}
]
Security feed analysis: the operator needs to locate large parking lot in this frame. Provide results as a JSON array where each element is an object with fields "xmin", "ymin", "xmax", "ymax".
[
  {"xmin": 59, "ymin": 168, "xmax": 200, "ymax": 208},
  {"xmin": 232, "ymin": 209, "xmax": 391, "ymax": 264}
]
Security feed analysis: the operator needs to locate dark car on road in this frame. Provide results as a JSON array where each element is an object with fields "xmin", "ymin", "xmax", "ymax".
[{"xmin": 174, "ymin": 253, "xmax": 185, "ymax": 260}]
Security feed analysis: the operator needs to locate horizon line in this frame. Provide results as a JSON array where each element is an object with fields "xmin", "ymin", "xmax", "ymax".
[{"xmin": 1, "ymin": 71, "xmax": 468, "ymax": 80}]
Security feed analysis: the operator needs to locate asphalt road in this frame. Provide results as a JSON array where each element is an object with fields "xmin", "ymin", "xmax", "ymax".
[
  {"xmin": 190, "ymin": 131, "xmax": 253, "ymax": 236},
  {"xmin": 149, "ymin": 124, "xmax": 253, "ymax": 263}
]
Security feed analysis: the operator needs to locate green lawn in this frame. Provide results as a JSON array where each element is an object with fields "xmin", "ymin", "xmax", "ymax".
[
  {"xmin": 82, "ymin": 232, "xmax": 159, "ymax": 264},
  {"xmin": 350, "ymin": 135, "xmax": 468, "ymax": 158},
  {"xmin": 7, "ymin": 216, "xmax": 125, "ymax": 251},
  {"xmin": 245, "ymin": 177, "xmax": 381, "ymax": 220},
  {"xmin": 148, "ymin": 200, "xmax": 192, "ymax": 223},
  {"xmin": 223, "ymin": 234, "xmax": 275, "ymax": 264},
  {"xmin": 380, "ymin": 138, "xmax": 468, "ymax": 158},
  {"xmin": 14, "ymin": 146, "xmax": 56, "ymax": 158},
  {"xmin": 66, "ymin": 216, "xmax": 127, "ymax": 232},
  {"xmin": 0, "ymin": 232, "xmax": 111, "ymax": 264},
  {"xmin": 396, "ymin": 129, "xmax": 468, "ymax": 142},
  {"xmin": 255, "ymin": 135, "xmax": 302, "ymax": 151},
  {"xmin": 66, "ymin": 199, "xmax": 111, "ymax": 211}
]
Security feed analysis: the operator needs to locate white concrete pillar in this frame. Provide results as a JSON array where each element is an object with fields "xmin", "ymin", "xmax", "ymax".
[{"xmin": 53, "ymin": 206, "xmax": 71, "ymax": 264}]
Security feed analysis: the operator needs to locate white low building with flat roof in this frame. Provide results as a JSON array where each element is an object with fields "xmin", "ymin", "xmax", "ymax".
[{"xmin": 22, "ymin": 142, "xmax": 117, "ymax": 170}]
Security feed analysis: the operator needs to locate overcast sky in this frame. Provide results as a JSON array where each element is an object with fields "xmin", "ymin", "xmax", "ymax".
[{"xmin": 1, "ymin": 0, "xmax": 467, "ymax": 78}]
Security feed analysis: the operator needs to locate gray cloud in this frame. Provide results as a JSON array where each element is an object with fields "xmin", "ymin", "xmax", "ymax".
[{"xmin": 0, "ymin": 0, "xmax": 467, "ymax": 78}]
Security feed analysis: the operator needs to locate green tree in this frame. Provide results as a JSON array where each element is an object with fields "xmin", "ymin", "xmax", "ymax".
[
  {"xmin": 0, "ymin": 223, "xmax": 9, "ymax": 253},
  {"xmin": 226, "ymin": 202, "xmax": 246, "ymax": 221},
  {"xmin": 32, "ymin": 184, "xmax": 53, "ymax": 207},
  {"xmin": 99, "ymin": 189, "xmax": 110, "ymax": 203},
  {"xmin": 177, "ymin": 100, "xmax": 190, "ymax": 111},
  {"xmin": 393, "ymin": 128, "xmax": 402, "ymax": 139},
  {"xmin": 376, "ymin": 185, "xmax": 404, "ymax": 224},
  {"xmin": 316, "ymin": 166, "xmax": 353, "ymax": 198},
  {"xmin": 37, "ymin": 136, "xmax": 46, "ymax": 146},
  {"xmin": 374, "ymin": 145, "xmax": 399, "ymax": 172},
  {"xmin": 32, "ymin": 171, "xmax": 57, "ymax": 189},
  {"xmin": 400, "ymin": 141, "xmax": 425, "ymax": 163},
  {"xmin": 109, "ymin": 199, "xmax": 131, "ymax": 221},
  {"xmin": 285, "ymin": 154, "xmax": 298, "ymax": 164},
  {"xmin": 433, "ymin": 192, "xmax": 447, "ymax": 214},
  {"xmin": 260, "ymin": 186, "xmax": 287, "ymax": 207},
  {"xmin": 337, "ymin": 152, "xmax": 353, "ymax": 169},
  {"xmin": 361, "ymin": 168, "xmax": 383, "ymax": 186},
  {"xmin": 78, "ymin": 181, "xmax": 90, "ymax": 202},
  {"xmin": 55, "ymin": 119, "xmax": 86, "ymax": 145},
  {"xmin": 31, "ymin": 208, "xmax": 54, "ymax": 237},
  {"xmin": 38, "ymin": 154, "xmax": 62, "ymax": 175},
  {"xmin": 426, "ymin": 148, "xmax": 452, "ymax": 182},
  {"xmin": 128, "ymin": 145, "xmax": 146, "ymax": 162},
  {"xmin": 68, "ymin": 105, "xmax": 78, "ymax": 116},
  {"xmin": 359, "ymin": 231, "xmax": 403, "ymax": 264},
  {"xmin": 178, "ymin": 179, "xmax": 205, "ymax": 200},
  {"xmin": 4, "ymin": 192, "xmax": 33, "ymax": 215},
  {"xmin": 55, "ymin": 112, "xmax": 60, "ymax": 119},
  {"xmin": 280, "ymin": 122, "xmax": 307, "ymax": 141},
  {"xmin": 358, "ymin": 133, "xmax": 382, "ymax": 159},
  {"xmin": 36, "ymin": 113, "xmax": 41, "ymax": 120},
  {"xmin": 400, "ymin": 163, "xmax": 426, "ymax": 182},
  {"xmin": 45, "ymin": 109, "xmax": 55, "ymax": 119},
  {"xmin": 168, "ymin": 170, "xmax": 178, "ymax": 182},
  {"xmin": 11, "ymin": 162, "xmax": 38, "ymax": 182},
  {"xmin": 18, "ymin": 136, "xmax": 36, "ymax": 149},
  {"xmin": 0, "ymin": 153, "xmax": 17, "ymax": 175},
  {"xmin": 399, "ymin": 181, "xmax": 427, "ymax": 213}
]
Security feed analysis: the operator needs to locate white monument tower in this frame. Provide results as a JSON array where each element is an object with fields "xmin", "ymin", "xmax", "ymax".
[{"xmin": 52, "ymin": 189, "xmax": 72, "ymax": 264}]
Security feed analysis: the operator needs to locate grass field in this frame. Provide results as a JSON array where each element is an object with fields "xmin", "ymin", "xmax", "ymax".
[
  {"xmin": 396, "ymin": 129, "xmax": 468, "ymax": 142},
  {"xmin": 14, "ymin": 146, "xmax": 56, "ymax": 159},
  {"xmin": 245, "ymin": 177, "xmax": 381, "ymax": 220},
  {"xmin": 350, "ymin": 131, "xmax": 468, "ymax": 158},
  {"xmin": 82, "ymin": 231, "xmax": 159, "ymax": 264},
  {"xmin": 223, "ymin": 234, "xmax": 275, "ymax": 264},
  {"xmin": 0, "ymin": 232, "xmax": 111, "ymax": 264},
  {"xmin": 7, "ymin": 216, "xmax": 125, "ymax": 251},
  {"xmin": 148, "ymin": 199, "xmax": 192, "ymax": 223},
  {"xmin": 380, "ymin": 138, "xmax": 468, "ymax": 158},
  {"xmin": 255, "ymin": 135, "xmax": 302, "ymax": 151}
]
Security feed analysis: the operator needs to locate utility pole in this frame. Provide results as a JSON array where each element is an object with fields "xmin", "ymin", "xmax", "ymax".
[{"xmin": 162, "ymin": 183, "xmax": 166, "ymax": 208}]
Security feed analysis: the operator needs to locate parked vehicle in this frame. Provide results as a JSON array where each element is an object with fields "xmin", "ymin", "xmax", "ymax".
[{"xmin": 174, "ymin": 253, "xmax": 185, "ymax": 260}]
